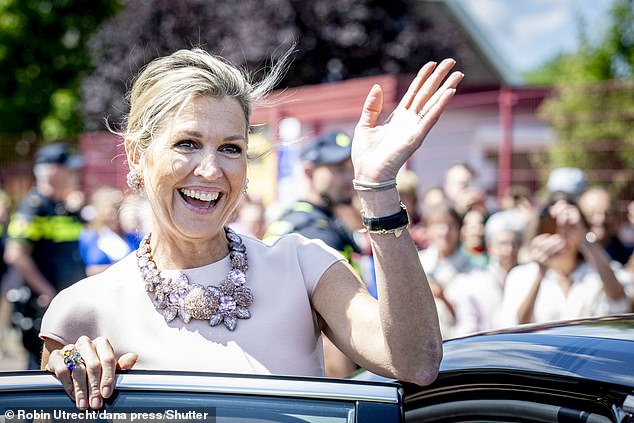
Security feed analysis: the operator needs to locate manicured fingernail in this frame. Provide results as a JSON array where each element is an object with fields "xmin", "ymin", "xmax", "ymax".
[
  {"xmin": 102, "ymin": 386, "xmax": 111, "ymax": 397},
  {"xmin": 78, "ymin": 398, "xmax": 88, "ymax": 409},
  {"xmin": 91, "ymin": 397, "xmax": 101, "ymax": 409}
]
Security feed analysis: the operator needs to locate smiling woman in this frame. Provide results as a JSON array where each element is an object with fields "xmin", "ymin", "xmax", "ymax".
[
  {"xmin": 136, "ymin": 96, "xmax": 248, "ymax": 248},
  {"xmin": 37, "ymin": 47, "xmax": 463, "ymax": 412}
]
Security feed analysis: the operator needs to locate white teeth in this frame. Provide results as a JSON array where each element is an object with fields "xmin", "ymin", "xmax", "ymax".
[{"xmin": 180, "ymin": 189, "xmax": 219, "ymax": 202}]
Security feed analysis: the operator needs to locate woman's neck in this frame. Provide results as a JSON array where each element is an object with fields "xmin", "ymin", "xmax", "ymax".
[{"xmin": 148, "ymin": 229, "xmax": 230, "ymax": 270}]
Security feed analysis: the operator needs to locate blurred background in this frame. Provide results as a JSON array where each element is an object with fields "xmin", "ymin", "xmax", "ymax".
[
  {"xmin": 0, "ymin": 0, "xmax": 631, "ymax": 208},
  {"xmin": 0, "ymin": 0, "xmax": 633, "ymax": 369}
]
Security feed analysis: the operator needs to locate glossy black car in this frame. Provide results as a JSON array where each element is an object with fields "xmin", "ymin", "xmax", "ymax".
[
  {"xmin": 0, "ymin": 371, "xmax": 402, "ymax": 422},
  {"xmin": 0, "ymin": 314, "xmax": 633, "ymax": 422},
  {"xmin": 357, "ymin": 313, "xmax": 634, "ymax": 422}
]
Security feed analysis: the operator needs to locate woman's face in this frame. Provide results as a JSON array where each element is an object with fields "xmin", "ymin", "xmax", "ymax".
[
  {"xmin": 427, "ymin": 214, "xmax": 460, "ymax": 257},
  {"xmin": 460, "ymin": 209, "xmax": 486, "ymax": 249},
  {"xmin": 140, "ymin": 95, "xmax": 248, "ymax": 242}
]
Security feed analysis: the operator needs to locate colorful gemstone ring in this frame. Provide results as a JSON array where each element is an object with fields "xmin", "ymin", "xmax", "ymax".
[{"xmin": 62, "ymin": 345, "xmax": 84, "ymax": 371}]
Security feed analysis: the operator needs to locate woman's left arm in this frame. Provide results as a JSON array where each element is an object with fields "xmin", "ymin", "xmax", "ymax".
[{"xmin": 312, "ymin": 59, "xmax": 463, "ymax": 385}]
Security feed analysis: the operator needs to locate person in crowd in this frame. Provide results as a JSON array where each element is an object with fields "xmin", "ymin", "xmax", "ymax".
[
  {"xmin": 416, "ymin": 186, "xmax": 448, "ymax": 251},
  {"xmin": 0, "ymin": 188, "xmax": 12, "ymax": 357},
  {"xmin": 501, "ymin": 193, "xmax": 632, "ymax": 326},
  {"xmin": 421, "ymin": 186, "xmax": 447, "ymax": 215},
  {"xmin": 418, "ymin": 202, "xmax": 472, "ymax": 338},
  {"xmin": 40, "ymin": 48, "xmax": 463, "ymax": 410},
  {"xmin": 118, "ymin": 190, "xmax": 151, "ymax": 239},
  {"xmin": 579, "ymin": 186, "xmax": 633, "ymax": 266},
  {"xmin": 264, "ymin": 131, "xmax": 361, "ymax": 261},
  {"xmin": 4, "ymin": 143, "xmax": 86, "ymax": 369},
  {"xmin": 79, "ymin": 187, "xmax": 143, "ymax": 276},
  {"xmin": 263, "ymin": 130, "xmax": 364, "ymax": 378},
  {"xmin": 397, "ymin": 169, "xmax": 426, "ymax": 250},
  {"xmin": 459, "ymin": 206, "xmax": 489, "ymax": 267},
  {"xmin": 498, "ymin": 184, "xmax": 537, "ymax": 263},
  {"xmin": 228, "ymin": 195, "xmax": 267, "ymax": 240},
  {"xmin": 500, "ymin": 184, "xmax": 531, "ymax": 210},
  {"xmin": 443, "ymin": 162, "xmax": 485, "ymax": 217},
  {"xmin": 0, "ymin": 189, "xmax": 10, "ymax": 284},
  {"xmin": 447, "ymin": 209, "xmax": 524, "ymax": 336}
]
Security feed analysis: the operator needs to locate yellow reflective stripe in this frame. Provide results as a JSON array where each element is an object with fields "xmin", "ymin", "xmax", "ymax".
[
  {"xmin": 341, "ymin": 245, "xmax": 361, "ymax": 275},
  {"xmin": 263, "ymin": 221, "xmax": 293, "ymax": 239},
  {"xmin": 8, "ymin": 214, "xmax": 82, "ymax": 242},
  {"xmin": 292, "ymin": 202, "xmax": 314, "ymax": 213},
  {"xmin": 7, "ymin": 214, "xmax": 40, "ymax": 239},
  {"xmin": 37, "ymin": 215, "xmax": 83, "ymax": 242}
]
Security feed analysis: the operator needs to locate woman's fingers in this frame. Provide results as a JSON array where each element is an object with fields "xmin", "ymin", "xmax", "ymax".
[
  {"xmin": 357, "ymin": 84, "xmax": 384, "ymax": 129},
  {"xmin": 117, "ymin": 352, "xmax": 139, "ymax": 370},
  {"xmin": 46, "ymin": 349, "xmax": 75, "ymax": 400},
  {"xmin": 45, "ymin": 338, "xmax": 137, "ymax": 410},
  {"xmin": 94, "ymin": 337, "xmax": 117, "ymax": 399},
  {"xmin": 417, "ymin": 70, "xmax": 464, "ymax": 118},
  {"xmin": 410, "ymin": 58, "xmax": 458, "ymax": 115},
  {"xmin": 74, "ymin": 336, "xmax": 102, "ymax": 409},
  {"xmin": 397, "ymin": 61, "xmax": 438, "ymax": 110},
  {"xmin": 68, "ymin": 361, "xmax": 90, "ymax": 410}
]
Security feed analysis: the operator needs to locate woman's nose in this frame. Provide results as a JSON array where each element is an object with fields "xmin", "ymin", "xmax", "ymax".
[{"xmin": 193, "ymin": 153, "xmax": 223, "ymax": 179}]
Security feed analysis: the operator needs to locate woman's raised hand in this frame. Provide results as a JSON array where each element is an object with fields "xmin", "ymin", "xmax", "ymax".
[
  {"xmin": 45, "ymin": 336, "xmax": 137, "ymax": 410},
  {"xmin": 351, "ymin": 59, "xmax": 463, "ymax": 183}
]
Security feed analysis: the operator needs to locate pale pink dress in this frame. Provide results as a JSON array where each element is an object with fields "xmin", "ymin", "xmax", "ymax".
[{"xmin": 40, "ymin": 234, "xmax": 344, "ymax": 376}]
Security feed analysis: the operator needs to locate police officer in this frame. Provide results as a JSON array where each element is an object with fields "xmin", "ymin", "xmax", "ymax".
[
  {"xmin": 264, "ymin": 131, "xmax": 361, "ymax": 379},
  {"xmin": 265, "ymin": 131, "xmax": 360, "ymax": 259},
  {"xmin": 4, "ymin": 142, "xmax": 86, "ymax": 369}
]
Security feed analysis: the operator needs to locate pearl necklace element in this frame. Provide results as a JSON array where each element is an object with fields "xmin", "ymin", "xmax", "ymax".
[{"xmin": 136, "ymin": 227, "xmax": 253, "ymax": 331}]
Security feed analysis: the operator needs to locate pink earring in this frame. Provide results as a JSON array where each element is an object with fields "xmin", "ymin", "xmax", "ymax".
[{"xmin": 126, "ymin": 169, "xmax": 144, "ymax": 190}]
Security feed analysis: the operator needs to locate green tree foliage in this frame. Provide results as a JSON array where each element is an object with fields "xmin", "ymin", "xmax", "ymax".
[
  {"xmin": 0, "ymin": 0, "xmax": 120, "ymax": 152},
  {"xmin": 80, "ymin": 0, "xmax": 469, "ymax": 131},
  {"xmin": 530, "ymin": 0, "xmax": 634, "ymax": 195}
]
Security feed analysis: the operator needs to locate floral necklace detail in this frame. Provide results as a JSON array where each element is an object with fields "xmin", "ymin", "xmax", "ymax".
[{"xmin": 136, "ymin": 227, "xmax": 253, "ymax": 331}]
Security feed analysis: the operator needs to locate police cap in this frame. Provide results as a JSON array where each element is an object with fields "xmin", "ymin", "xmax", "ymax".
[
  {"xmin": 34, "ymin": 142, "xmax": 83, "ymax": 169},
  {"xmin": 300, "ymin": 131, "xmax": 352, "ymax": 166}
]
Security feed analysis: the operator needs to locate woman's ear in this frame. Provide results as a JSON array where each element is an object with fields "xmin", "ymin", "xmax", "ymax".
[{"xmin": 124, "ymin": 138, "xmax": 141, "ymax": 169}]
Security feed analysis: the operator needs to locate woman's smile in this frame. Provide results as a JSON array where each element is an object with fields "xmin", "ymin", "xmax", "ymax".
[{"xmin": 178, "ymin": 187, "xmax": 222, "ymax": 210}]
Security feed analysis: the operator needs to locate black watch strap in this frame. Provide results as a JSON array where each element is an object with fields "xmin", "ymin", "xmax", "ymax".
[{"xmin": 361, "ymin": 202, "xmax": 409, "ymax": 231}]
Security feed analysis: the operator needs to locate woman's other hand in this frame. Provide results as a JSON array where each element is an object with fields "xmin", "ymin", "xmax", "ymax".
[
  {"xmin": 527, "ymin": 233, "xmax": 566, "ymax": 268},
  {"xmin": 42, "ymin": 336, "xmax": 137, "ymax": 410}
]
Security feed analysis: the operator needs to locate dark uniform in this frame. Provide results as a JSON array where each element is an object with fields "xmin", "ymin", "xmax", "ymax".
[
  {"xmin": 265, "ymin": 200, "xmax": 360, "ymax": 262},
  {"xmin": 8, "ymin": 189, "xmax": 86, "ymax": 359},
  {"xmin": 7, "ymin": 144, "xmax": 86, "ymax": 365},
  {"xmin": 264, "ymin": 131, "xmax": 360, "ymax": 264}
]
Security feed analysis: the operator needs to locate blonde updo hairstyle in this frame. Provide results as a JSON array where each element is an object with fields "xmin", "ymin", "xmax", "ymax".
[{"xmin": 122, "ymin": 47, "xmax": 290, "ymax": 165}]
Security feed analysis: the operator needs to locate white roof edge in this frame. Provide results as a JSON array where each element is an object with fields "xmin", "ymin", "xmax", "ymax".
[{"xmin": 441, "ymin": 0, "xmax": 525, "ymax": 87}]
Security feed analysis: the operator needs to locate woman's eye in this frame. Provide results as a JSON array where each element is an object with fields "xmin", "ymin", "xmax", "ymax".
[
  {"xmin": 220, "ymin": 144, "xmax": 243, "ymax": 155},
  {"xmin": 174, "ymin": 140, "xmax": 197, "ymax": 149}
]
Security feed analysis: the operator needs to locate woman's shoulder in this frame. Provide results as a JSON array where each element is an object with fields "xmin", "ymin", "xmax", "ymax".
[
  {"xmin": 244, "ymin": 232, "xmax": 341, "ymax": 256},
  {"xmin": 240, "ymin": 232, "xmax": 345, "ymax": 296},
  {"xmin": 61, "ymin": 253, "xmax": 136, "ymax": 294},
  {"xmin": 46, "ymin": 253, "xmax": 138, "ymax": 322}
]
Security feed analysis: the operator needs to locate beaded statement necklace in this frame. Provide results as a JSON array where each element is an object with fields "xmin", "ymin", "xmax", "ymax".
[{"xmin": 136, "ymin": 227, "xmax": 253, "ymax": 331}]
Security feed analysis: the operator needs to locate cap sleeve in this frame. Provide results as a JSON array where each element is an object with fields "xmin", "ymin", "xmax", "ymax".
[
  {"xmin": 294, "ymin": 235, "xmax": 346, "ymax": 296},
  {"xmin": 39, "ymin": 279, "xmax": 100, "ymax": 346}
]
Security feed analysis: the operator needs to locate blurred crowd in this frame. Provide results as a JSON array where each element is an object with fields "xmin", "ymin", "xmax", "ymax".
[{"xmin": 0, "ymin": 138, "xmax": 632, "ymax": 373}]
